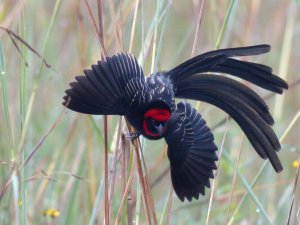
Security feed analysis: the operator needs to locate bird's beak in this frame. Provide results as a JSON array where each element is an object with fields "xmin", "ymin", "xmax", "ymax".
[{"xmin": 156, "ymin": 124, "xmax": 164, "ymax": 136}]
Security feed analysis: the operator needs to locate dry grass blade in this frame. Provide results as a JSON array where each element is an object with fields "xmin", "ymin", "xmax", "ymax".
[
  {"xmin": 124, "ymin": 117, "xmax": 153, "ymax": 225},
  {"xmin": 137, "ymin": 140, "xmax": 158, "ymax": 225},
  {"xmin": 144, "ymin": 169, "xmax": 158, "ymax": 224},
  {"xmin": 286, "ymin": 158, "xmax": 300, "ymax": 225},
  {"xmin": 104, "ymin": 116, "xmax": 109, "ymax": 225},
  {"xmin": 113, "ymin": 169, "xmax": 134, "ymax": 225},
  {"xmin": 7, "ymin": 32, "xmax": 28, "ymax": 67},
  {"xmin": 97, "ymin": 0, "xmax": 104, "ymax": 44},
  {"xmin": 0, "ymin": 25, "xmax": 51, "ymax": 68},
  {"xmin": 125, "ymin": 138, "xmax": 133, "ymax": 224},
  {"xmin": 0, "ymin": 171, "xmax": 13, "ymax": 201},
  {"xmin": 127, "ymin": 190, "xmax": 134, "ymax": 225},
  {"xmin": 109, "ymin": 117, "xmax": 123, "ymax": 218},
  {"xmin": 83, "ymin": 0, "xmax": 107, "ymax": 57},
  {"xmin": 133, "ymin": 139, "xmax": 152, "ymax": 225},
  {"xmin": 120, "ymin": 128, "xmax": 132, "ymax": 224},
  {"xmin": 108, "ymin": 0, "xmax": 123, "ymax": 51}
]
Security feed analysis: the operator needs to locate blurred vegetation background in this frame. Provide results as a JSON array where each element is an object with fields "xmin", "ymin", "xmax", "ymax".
[{"xmin": 0, "ymin": 0, "xmax": 299, "ymax": 224}]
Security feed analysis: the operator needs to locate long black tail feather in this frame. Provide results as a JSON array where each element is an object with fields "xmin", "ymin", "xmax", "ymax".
[
  {"xmin": 209, "ymin": 58, "xmax": 288, "ymax": 93},
  {"xmin": 167, "ymin": 45, "xmax": 288, "ymax": 93},
  {"xmin": 175, "ymin": 75, "xmax": 283, "ymax": 172}
]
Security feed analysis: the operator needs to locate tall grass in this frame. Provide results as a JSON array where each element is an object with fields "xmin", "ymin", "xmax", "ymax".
[{"xmin": 0, "ymin": 1, "xmax": 299, "ymax": 224}]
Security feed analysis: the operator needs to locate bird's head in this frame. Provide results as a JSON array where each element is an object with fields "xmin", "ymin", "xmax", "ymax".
[{"xmin": 142, "ymin": 101, "xmax": 171, "ymax": 140}]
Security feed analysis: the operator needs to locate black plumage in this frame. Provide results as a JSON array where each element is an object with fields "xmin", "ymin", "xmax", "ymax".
[{"xmin": 63, "ymin": 45, "xmax": 288, "ymax": 201}]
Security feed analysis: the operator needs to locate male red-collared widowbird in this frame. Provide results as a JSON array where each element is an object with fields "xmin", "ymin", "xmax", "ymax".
[{"xmin": 63, "ymin": 45, "xmax": 288, "ymax": 201}]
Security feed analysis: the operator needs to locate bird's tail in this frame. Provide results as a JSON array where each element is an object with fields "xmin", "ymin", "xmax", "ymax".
[
  {"xmin": 174, "ymin": 74, "xmax": 285, "ymax": 172},
  {"xmin": 167, "ymin": 45, "xmax": 288, "ymax": 93}
]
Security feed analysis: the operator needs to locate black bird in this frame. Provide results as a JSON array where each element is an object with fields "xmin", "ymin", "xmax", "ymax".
[{"xmin": 63, "ymin": 45, "xmax": 288, "ymax": 202}]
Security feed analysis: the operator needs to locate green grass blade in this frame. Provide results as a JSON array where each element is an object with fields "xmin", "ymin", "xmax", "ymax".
[
  {"xmin": 17, "ymin": 0, "xmax": 62, "ymax": 154},
  {"xmin": 0, "ymin": 41, "xmax": 15, "ymax": 161},
  {"xmin": 215, "ymin": 0, "xmax": 236, "ymax": 49},
  {"xmin": 154, "ymin": 0, "xmax": 172, "ymax": 71},
  {"xmin": 224, "ymin": 152, "xmax": 273, "ymax": 225},
  {"xmin": 158, "ymin": 187, "xmax": 172, "ymax": 225},
  {"xmin": 88, "ymin": 175, "xmax": 105, "ymax": 225}
]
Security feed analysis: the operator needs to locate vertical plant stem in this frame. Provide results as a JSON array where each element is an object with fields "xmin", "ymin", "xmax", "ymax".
[
  {"xmin": 215, "ymin": 0, "xmax": 236, "ymax": 50},
  {"xmin": 150, "ymin": 0, "xmax": 161, "ymax": 73},
  {"xmin": 0, "ymin": 41, "xmax": 15, "ymax": 160},
  {"xmin": 113, "ymin": 169, "xmax": 134, "ymax": 225},
  {"xmin": 104, "ymin": 116, "xmax": 109, "ymax": 225},
  {"xmin": 159, "ymin": 186, "xmax": 172, "ymax": 225},
  {"xmin": 129, "ymin": 0, "xmax": 140, "ymax": 53},
  {"xmin": 17, "ymin": 0, "xmax": 62, "ymax": 154},
  {"xmin": 154, "ymin": 0, "xmax": 172, "ymax": 71},
  {"xmin": 83, "ymin": 0, "xmax": 107, "ymax": 56},
  {"xmin": 286, "ymin": 158, "xmax": 300, "ymax": 225},
  {"xmin": 108, "ymin": 117, "xmax": 123, "ymax": 218},
  {"xmin": 12, "ymin": 173, "xmax": 20, "ymax": 225},
  {"xmin": 192, "ymin": 0, "xmax": 205, "ymax": 111},
  {"xmin": 166, "ymin": 187, "xmax": 173, "ymax": 225},
  {"xmin": 206, "ymin": 117, "xmax": 229, "ymax": 225},
  {"xmin": 19, "ymin": 7, "xmax": 28, "ymax": 224},
  {"xmin": 226, "ymin": 135, "xmax": 244, "ymax": 221},
  {"xmin": 108, "ymin": 0, "xmax": 123, "ymax": 51},
  {"xmin": 274, "ymin": 2, "xmax": 296, "ymax": 119},
  {"xmin": 135, "ymin": 180, "xmax": 142, "ymax": 225},
  {"xmin": 88, "ymin": 175, "xmax": 105, "ymax": 225},
  {"xmin": 191, "ymin": 0, "xmax": 205, "ymax": 57},
  {"xmin": 133, "ymin": 139, "xmax": 151, "ymax": 225},
  {"xmin": 97, "ymin": 0, "xmax": 104, "ymax": 44}
]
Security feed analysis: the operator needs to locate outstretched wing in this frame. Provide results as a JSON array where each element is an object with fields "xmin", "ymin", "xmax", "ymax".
[
  {"xmin": 63, "ymin": 53, "xmax": 147, "ymax": 115},
  {"xmin": 164, "ymin": 102, "xmax": 218, "ymax": 202}
]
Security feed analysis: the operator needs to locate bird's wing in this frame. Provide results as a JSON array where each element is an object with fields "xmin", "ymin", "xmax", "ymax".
[
  {"xmin": 174, "ymin": 75, "xmax": 283, "ymax": 172},
  {"xmin": 164, "ymin": 102, "xmax": 218, "ymax": 202},
  {"xmin": 63, "ymin": 53, "xmax": 147, "ymax": 115},
  {"xmin": 167, "ymin": 44, "xmax": 288, "ymax": 93}
]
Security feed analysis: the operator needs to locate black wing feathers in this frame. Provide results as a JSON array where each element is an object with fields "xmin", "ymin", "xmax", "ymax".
[
  {"xmin": 175, "ymin": 75, "xmax": 283, "ymax": 172},
  {"xmin": 164, "ymin": 102, "xmax": 218, "ymax": 201},
  {"xmin": 63, "ymin": 53, "xmax": 146, "ymax": 115}
]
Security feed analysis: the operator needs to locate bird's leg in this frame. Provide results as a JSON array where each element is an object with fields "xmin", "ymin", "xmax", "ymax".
[{"xmin": 124, "ymin": 132, "xmax": 141, "ymax": 140}]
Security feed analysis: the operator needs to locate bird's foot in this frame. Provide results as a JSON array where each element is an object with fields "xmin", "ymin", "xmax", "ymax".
[{"xmin": 124, "ymin": 132, "xmax": 141, "ymax": 140}]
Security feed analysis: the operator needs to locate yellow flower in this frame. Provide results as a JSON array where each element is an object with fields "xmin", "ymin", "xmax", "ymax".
[
  {"xmin": 42, "ymin": 208, "xmax": 60, "ymax": 218},
  {"xmin": 292, "ymin": 160, "xmax": 299, "ymax": 168}
]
